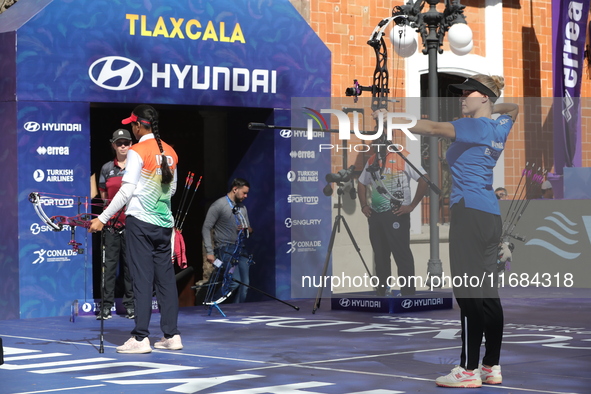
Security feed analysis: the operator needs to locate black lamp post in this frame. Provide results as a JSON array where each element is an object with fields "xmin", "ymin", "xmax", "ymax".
[{"xmin": 392, "ymin": 0, "xmax": 472, "ymax": 284}]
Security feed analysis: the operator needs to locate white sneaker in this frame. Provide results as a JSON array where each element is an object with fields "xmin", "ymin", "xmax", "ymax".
[
  {"xmin": 116, "ymin": 337, "xmax": 152, "ymax": 354},
  {"xmin": 435, "ymin": 366, "xmax": 482, "ymax": 388},
  {"xmin": 154, "ymin": 334, "xmax": 183, "ymax": 350},
  {"xmin": 478, "ymin": 364, "xmax": 502, "ymax": 384}
]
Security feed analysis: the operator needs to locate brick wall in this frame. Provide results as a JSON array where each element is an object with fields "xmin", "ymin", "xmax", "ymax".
[{"xmin": 298, "ymin": 0, "xmax": 591, "ymax": 198}]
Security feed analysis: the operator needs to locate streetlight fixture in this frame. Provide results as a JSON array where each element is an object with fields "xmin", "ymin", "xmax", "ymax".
[{"xmin": 390, "ymin": 0, "xmax": 473, "ymax": 285}]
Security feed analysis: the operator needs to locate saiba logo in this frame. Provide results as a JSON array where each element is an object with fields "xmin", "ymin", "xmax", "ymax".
[{"xmin": 88, "ymin": 56, "xmax": 143, "ymax": 91}]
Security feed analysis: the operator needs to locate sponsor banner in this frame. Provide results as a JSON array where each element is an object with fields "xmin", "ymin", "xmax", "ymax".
[
  {"xmin": 289, "ymin": 98, "xmax": 332, "ymax": 298},
  {"xmin": 552, "ymin": 0, "xmax": 589, "ymax": 173},
  {"xmin": 0, "ymin": 0, "xmax": 333, "ymax": 316},
  {"xmin": 17, "ymin": 101, "xmax": 92, "ymax": 319},
  {"xmin": 500, "ymin": 199, "xmax": 591, "ymax": 291},
  {"xmin": 13, "ymin": 0, "xmax": 330, "ymax": 108},
  {"xmin": 273, "ymin": 109, "xmax": 296, "ymax": 300},
  {"xmin": 331, "ymin": 291, "xmax": 453, "ymax": 313},
  {"xmin": 75, "ymin": 298, "xmax": 160, "ymax": 318}
]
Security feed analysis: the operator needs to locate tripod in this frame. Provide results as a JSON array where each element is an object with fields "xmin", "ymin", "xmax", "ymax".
[{"xmin": 312, "ymin": 183, "xmax": 372, "ymax": 313}]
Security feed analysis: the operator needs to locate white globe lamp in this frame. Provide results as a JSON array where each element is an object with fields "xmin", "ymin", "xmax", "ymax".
[
  {"xmin": 449, "ymin": 40, "xmax": 473, "ymax": 56},
  {"xmin": 448, "ymin": 23, "xmax": 473, "ymax": 50},
  {"xmin": 390, "ymin": 25, "xmax": 415, "ymax": 47},
  {"xmin": 390, "ymin": 25, "xmax": 417, "ymax": 58},
  {"xmin": 394, "ymin": 38, "xmax": 418, "ymax": 57}
]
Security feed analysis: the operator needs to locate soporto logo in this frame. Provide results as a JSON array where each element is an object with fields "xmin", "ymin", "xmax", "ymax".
[{"xmin": 88, "ymin": 56, "xmax": 143, "ymax": 91}]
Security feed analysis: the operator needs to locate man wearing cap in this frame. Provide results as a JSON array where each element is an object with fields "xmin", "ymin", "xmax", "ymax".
[
  {"xmin": 96, "ymin": 129, "xmax": 135, "ymax": 320},
  {"xmin": 541, "ymin": 180, "xmax": 554, "ymax": 199}
]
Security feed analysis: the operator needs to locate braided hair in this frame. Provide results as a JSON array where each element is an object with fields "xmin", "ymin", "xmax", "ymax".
[{"xmin": 132, "ymin": 105, "xmax": 174, "ymax": 185}]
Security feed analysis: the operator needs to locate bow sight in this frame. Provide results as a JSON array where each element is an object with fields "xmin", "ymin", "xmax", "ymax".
[{"xmin": 345, "ymin": 79, "xmax": 387, "ymax": 101}]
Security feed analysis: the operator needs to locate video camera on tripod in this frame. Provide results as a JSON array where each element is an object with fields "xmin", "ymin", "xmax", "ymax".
[
  {"xmin": 325, "ymin": 165, "xmax": 355, "ymax": 184},
  {"xmin": 323, "ymin": 165, "xmax": 356, "ymax": 198}
]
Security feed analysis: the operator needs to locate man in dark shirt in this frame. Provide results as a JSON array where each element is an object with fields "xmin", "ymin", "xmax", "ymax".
[{"xmin": 202, "ymin": 178, "xmax": 253, "ymax": 303}]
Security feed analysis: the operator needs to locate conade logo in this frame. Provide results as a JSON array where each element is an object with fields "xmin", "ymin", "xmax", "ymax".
[{"xmin": 88, "ymin": 56, "xmax": 143, "ymax": 91}]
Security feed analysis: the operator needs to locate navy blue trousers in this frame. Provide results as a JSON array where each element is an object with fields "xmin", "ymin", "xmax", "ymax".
[
  {"xmin": 449, "ymin": 199, "xmax": 503, "ymax": 370},
  {"xmin": 125, "ymin": 216, "xmax": 180, "ymax": 340},
  {"xmin": 103, "ymin": 229, "xmax": 133, "ymax": 309},
  {"xmin": 368, "ymin": 210, "xmax": 415, "ymax": 296}
]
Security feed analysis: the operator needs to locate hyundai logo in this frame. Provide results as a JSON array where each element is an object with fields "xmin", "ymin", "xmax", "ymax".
[
  {"xmin": 339, "ymin": 298, "xmax": 351, "ymax": 307},
  {"xmin": 401, "ymin": 299, "xmax": 413, "ymax": 309},
  {"xmin": 24, "ymin": 122, "xmax": 41, "ymax": 132},
  {"xmin": 280, "ymin": 129, "xmax": 292, "ymax": 138},
  {"xmin": 88, "ymin": 56, "xmax": 143, "ymax": 91}
]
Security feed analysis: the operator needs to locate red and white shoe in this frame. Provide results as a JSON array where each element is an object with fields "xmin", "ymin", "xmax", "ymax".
[
  {"xmin": 435, "ymin": 366, "xmax": 482, "ymax": 388},
  {"xmin": 479, "ymin": 364, "xmax": 502, "ymax": 384}
]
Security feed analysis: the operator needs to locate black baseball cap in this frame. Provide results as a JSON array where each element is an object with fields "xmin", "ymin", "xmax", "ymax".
[
  {"xmin": 448, "ymin": 78, "xmax": 498, "ymax": 101},
  {"xmin": 110, "ymin": 129, "xmax": 132, "ymax": 142}
]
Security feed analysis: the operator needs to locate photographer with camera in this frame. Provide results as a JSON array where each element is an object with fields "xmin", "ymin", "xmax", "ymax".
[{"xmin": 357, "ymin": 148, "xmax": 429, "ymax": 297}]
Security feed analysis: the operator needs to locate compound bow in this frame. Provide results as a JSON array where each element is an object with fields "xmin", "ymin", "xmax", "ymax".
[
  {"xmin": 497, "ymin": 163, "xmax": 544, "ymax": 272},
  {"xmin": 346, "ymin": 13, "xmax": 440, "ymax": 207},
  {"xmin": 203, "ymin": 204, "xmax": 253, "ymax": 311},
  {"xmin": 29, "ymin": 192, "xmax": 103, "ymax": 253}
]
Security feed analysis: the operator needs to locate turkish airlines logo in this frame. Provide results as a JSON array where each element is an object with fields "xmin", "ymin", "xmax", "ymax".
[
  {"xmin": 24, "ymin": 122, "xmax": 41, "ymax": 132},
  {"xmin": 88, "ymin": 56, "xmax": 143, "ymax": 91},
  {"xmin": 287, "ymin": 171, "xmax": 296, "ymax": 182},
  {"xmin": 33, "ymin": 169, "xmax": 45, "ymax": 182}
]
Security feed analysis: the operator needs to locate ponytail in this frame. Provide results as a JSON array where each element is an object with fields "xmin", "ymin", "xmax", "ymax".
[{"xmin": 152, "ymin": 119, "xmax": 174, "ymax": 185}]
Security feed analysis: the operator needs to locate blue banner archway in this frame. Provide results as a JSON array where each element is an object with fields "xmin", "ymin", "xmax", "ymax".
[{"xmin": 0, "ymin": 0, "xmax": 330, "ymax": 319}]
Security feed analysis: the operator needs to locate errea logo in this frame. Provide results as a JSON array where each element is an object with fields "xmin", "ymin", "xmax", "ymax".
[
  {"xmin": 88, "ymin": 56, "xmax": 143, "ymax": 91},
  {"xmin": 37, "ymin": 146, "xmax": 70, "ymax": 156}
]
